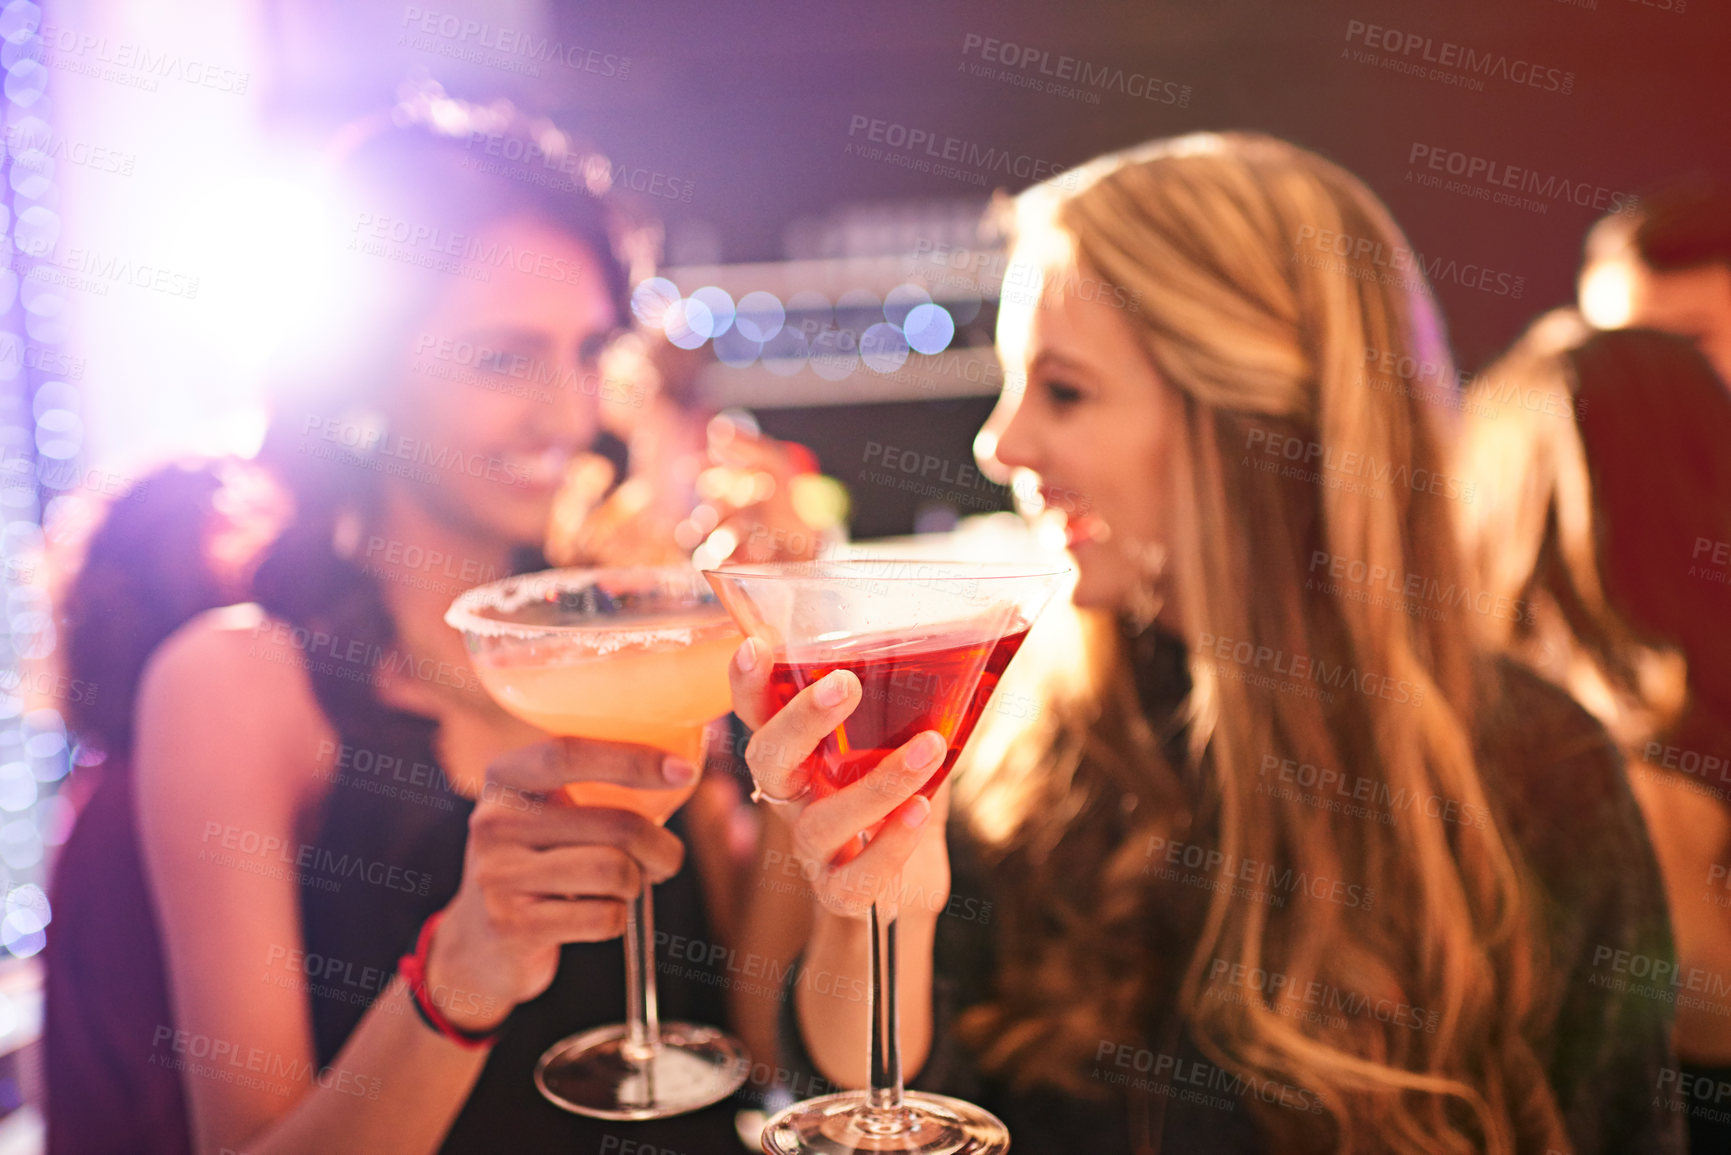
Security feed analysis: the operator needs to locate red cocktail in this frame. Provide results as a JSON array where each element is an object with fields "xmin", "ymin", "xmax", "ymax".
[
  {"xmin": 765, "ymin": 627, "xmax": 1029, "ymax": 798},
  {"xmin": 704, "ymin": 559, "xmax": 1066, "ymax": 1155}
]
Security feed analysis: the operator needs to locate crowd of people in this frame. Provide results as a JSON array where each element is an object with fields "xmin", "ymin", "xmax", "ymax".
[{"xmin": 35, "ymin": 87, "xmax": 1731, "ymax": 1155}]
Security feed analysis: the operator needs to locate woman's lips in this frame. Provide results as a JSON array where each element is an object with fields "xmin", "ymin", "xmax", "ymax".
[{"xmin": 1064, "ymin": 513, "xmax": 1109, "ymax": 549}]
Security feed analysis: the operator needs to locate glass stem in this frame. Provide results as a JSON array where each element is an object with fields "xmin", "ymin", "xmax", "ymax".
[
  {"xmin": 624, "ymin": 876, "xmax": 661, "ymax": 1094},
  {"xmin": 863, "ymin": 894, "xmax": 906, "ymax": 1128}
]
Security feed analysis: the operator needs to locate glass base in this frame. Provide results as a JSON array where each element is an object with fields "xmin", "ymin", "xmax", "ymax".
[
  {"xmin": 534, "ymin": 1021, "xmax": 749, "ymax": 1121},
  {"xmin": 760, "ymin": 1091, "xmax": 1011, "ymax": 1154}
]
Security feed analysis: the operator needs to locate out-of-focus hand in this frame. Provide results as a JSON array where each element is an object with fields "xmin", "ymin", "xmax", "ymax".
[
  {"xmin": 692, "ymin": 415, "xmax": 834, "ymax": 565},
  {"xmin": 548, "ymin": 418, "xmax": 841, "ymax": 568}
]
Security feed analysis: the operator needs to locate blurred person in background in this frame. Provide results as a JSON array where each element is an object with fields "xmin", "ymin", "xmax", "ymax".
[
  {"xmin": 1454, "ymin": 312, "xmax": 1731, "ymax": 1152},
  {"xmin": 548, "ymin": 331, "xmax": 838, "ymax": 573},
  {"xmin": 44, "ymin": 88, "xmax": 819, "ymax": 1155},
  {"xmin": 1579, "ymin": 182, "xmax": 1731, "ymax": 387},
  {"xmin": 730, "ymin": 132, "xmax": 1681, "ymax": 1153}
]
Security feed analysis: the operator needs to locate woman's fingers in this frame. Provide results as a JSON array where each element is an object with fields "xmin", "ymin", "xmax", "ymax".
[
  {"xmin": 472, "ymin": 801, "xmax": 684, "ymax": 883},
  {"xmin": 514, "ymin": 844, "xmax": 644, "ymax": 901},
  {"xmin": 727, "ymin": 638, "xmax": 777, "ymax": 731},
  {"xmin": 518, "ymin": 896, "xmax": 630, "ymax": 943},
  {"xmin": 739, "ymin": 668, "xmax": 861, "ymax": 802},
  {"xmin": 794, "ymin": 730, "xmax": 946, "ymax": 865},
  {"xmin": 812, "ymin": 794, "xmax": 934, "ymax": 918},
  {"xmin": 485, "ymin": 737, "xmax": 698, "ymax": 795}
]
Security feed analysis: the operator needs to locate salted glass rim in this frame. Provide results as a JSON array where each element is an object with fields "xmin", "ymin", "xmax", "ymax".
[
  {"xmin": 702, "ymin": 558, "xmax": 1072, "ymax": 583},
  {"xmin": 444, "ymin": 564, "xmax": 730, "ymax": 642}
]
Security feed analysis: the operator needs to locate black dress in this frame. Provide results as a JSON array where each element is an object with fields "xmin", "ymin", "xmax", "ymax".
[
  {"xmin": 299, "ymin": 702, "xmax": 748, "ymax": 1151},
  {"xmin": 47, "ymin": 667, "xmax": 750, "ymax": 1153},
  {"xmin": 780, "ymin": 626, "xmax": 1688, "ymax": 1153}
]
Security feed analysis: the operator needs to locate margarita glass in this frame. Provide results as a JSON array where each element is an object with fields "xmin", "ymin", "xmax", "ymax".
[{"xmin": 446, "ymin": 566, "xmax": 748, "ymax": 1120}]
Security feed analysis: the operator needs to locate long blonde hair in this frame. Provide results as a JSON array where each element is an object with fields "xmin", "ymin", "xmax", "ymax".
[{"xmin": 956, "ymin": 133, "xmax": 1567, "ymax": 1154}]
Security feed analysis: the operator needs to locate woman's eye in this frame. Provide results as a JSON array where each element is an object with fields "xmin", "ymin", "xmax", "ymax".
[
  {"xmin": 1044, "ymin": 380, "xmax": 1084, "ymax": 408},
  {"xmin": 476, "ymin": 351, "xmax": 517, "ymax": 375}
]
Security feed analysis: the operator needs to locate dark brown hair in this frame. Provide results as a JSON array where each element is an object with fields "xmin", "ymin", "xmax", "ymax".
[{"xmin": 63, "ymin": 101, "xmax": 632, "ymax": 750}]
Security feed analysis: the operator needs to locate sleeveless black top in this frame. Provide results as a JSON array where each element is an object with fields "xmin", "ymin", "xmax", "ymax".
[
  {"xmin": 46, "ymin": 645, "xmax": 749, "ymax": 1153},
  {"xmin": 298, "ymin": 695, "xmax": 747, "ymax": 1151}
]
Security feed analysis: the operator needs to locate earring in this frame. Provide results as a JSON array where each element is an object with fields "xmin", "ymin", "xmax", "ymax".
[{"xmin": 1122, "ymin": 540, "xmax": 1168, "ymax": 635}]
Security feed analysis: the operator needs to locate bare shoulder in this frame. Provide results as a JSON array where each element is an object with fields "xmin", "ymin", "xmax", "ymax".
[
  {"xmin": 137, "ymin": 604, "xmax": 335, "ymax": 799},
  {"xmin": 144, "ymin": 603, "xmax": 313, "ymax": 702}
]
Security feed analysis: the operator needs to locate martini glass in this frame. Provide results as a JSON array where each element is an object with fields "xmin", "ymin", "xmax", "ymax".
[
  {"xmin": 445, "ymin": 566, "xmax": 750, "ymax": 1119},
  {"xmin": 703, "ymin": 560, "xmax": 1068, "ymax": 1155}
]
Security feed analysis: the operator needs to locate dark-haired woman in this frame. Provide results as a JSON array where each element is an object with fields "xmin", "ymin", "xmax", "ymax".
[
  {"xmin": 45, "ymin": 96, "xmax": 771, "ymax": 1154},
  {"xmin": 1455, "ymin": 314, "xmax": 1731, "ymax": 1152}
]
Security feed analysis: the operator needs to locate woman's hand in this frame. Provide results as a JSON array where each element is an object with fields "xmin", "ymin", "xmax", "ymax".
[
  {"xmin": 700, "ymin": 417, "xmax": 830, "ymax": 564},
  {"xmin": 727, "ymin": 637, "xmax": 953, "ymax": 922},
  {"xmin": 426, "ymin": 739, "xmax": 693, "ymax": 1032}
]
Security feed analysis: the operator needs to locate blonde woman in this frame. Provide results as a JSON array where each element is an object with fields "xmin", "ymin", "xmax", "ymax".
[
  {"xmin": 729, "ymin": 133, "xmax": 1680, "ymax": 1153},
  {"xmin": 1455, "ymin": 314, "xmax": 1731, "ymax": 1151}
]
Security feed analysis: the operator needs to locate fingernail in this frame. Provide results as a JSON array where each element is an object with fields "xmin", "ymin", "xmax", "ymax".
[
  {"xmin": 737, "ymin": 638, "xmax": 760, "ymax": 674},
  {"xmin": 901, "ymin": 795, "xmax": 931, "ymax": 829},
  {"xmin": 908, "ymin": 731, "xmax": 945, "ymax": 771},
  {"xmin": 815, "ymin": 670, "xmax": 852, "ymax": 707},
  {"xmin": 662, "ymin": 756, "xmax": 697, "ymax": 785}
]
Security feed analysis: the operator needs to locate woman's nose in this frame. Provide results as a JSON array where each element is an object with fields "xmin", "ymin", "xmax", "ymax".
[{"xmin": 978, "ymin": 389, "xmax": 1037, "ymax": 480}]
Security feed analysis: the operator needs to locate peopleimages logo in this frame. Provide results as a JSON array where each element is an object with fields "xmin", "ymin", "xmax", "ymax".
[
  {"xmin": 199, "ymin": 821, "xmax": 434, "ymax": 897},
  {"xmin": 1206, "ymin": 958, "xmax": 1441, "ymax": 1033},
  {"xmin": 1293, "ymin": 224, "xmax": 1525, "ymax": 301},
  {"xmin": 1092, "ymin": 1041, "xmax": 1326, "ymax": 1113},
  {"xmin": 398, "ymin": 7, "xmax": 630, "ymax": 79},
  {"xmin": 33, "ymin": 25, "xmax": 251, "ymax": 94},
  {"xmin": 1406, "ymin": 144, "xmax": 1639, "ymax": 217},
  {"xmin": 3, "ymin": 124, "xmax": 136, "ymax": 177},
  {"xmin": 845, "ymin": 114, "xmax": 1077, "ymax": 190},
  {"xmin": 959, "ymin": 33, "xmax": 1192, "ymax": 107},
  {"xmin": 1341, "ymin": 19, "xmax": 1574, "ymax": 96}
]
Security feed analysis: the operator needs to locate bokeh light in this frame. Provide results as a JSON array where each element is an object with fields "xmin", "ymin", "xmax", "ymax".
[
  {"xmin": 1580, "ymin": 258, "xmax": 1635, "ymax": 329},
  {"xmin": 884, "ymin": 283, "xmax": 931, "ymax": 327},
  {"xmin": 860, "ymin": 322, "xmax": 910, "ymax": 374},
  {"xmin": 903, "ymin": 302, "xmax": 956, "ymax": 355},
  {"xmin": 734, "ymin": 290, "xmax": 785, "ymax": 343},
  {"xmin": 663, "ymin": 297, "xmax": 716, "ymax": 350},
  {"xmin": 712, "ymin": 324, "xmax": 761, "ymax": 368},
  {"xmin": 630, "ymin": 276, "xmax": 681, "ymax": 330},
  {"xmin": 690, "ymin": 286, "xmax": 736, "ymax": 337}
]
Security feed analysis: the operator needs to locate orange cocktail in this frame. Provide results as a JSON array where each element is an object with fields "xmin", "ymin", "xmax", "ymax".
[
  {"xmin": 447, "ymin": 567, "xmax": 752, "ymax": 1121},
  {"xmin": 471, "ymin": 612, "xmax": 738, "ymax": 821}
]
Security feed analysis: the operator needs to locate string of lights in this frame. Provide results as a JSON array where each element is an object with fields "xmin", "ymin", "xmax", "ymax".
[{"xmin": 0, "ymin": 0, "xmax": 69, "ymax": 969}]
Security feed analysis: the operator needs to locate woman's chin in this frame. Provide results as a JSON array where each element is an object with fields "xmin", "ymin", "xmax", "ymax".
[{"xmin": 1065, "ymin": 565, "xmax": 1127, "ymax": 613}]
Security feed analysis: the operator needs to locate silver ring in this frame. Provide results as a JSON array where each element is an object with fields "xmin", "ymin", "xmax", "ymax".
[{"xmin": 750, "ymin": 779, "xmax": 812, "ymax": 806}]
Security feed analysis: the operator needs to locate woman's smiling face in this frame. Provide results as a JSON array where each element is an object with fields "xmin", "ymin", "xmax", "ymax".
[
  {"xmin": 982, "ymin": 240, "xmax": 1187, "ymax": 615},
  {"xmin": 382, "ymin": 214, "xmax": 619, "ymax": 551}
]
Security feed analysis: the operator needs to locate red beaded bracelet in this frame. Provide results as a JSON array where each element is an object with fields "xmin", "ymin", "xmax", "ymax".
[{"xmin": 397, "ymin": 911, "xmax": 501, "ymax": 1050}]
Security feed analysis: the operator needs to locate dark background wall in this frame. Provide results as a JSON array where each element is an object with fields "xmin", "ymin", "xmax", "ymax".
[{"xmin": 262, "ymin": 0, "xmax": 1731, "ymax": 535}]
